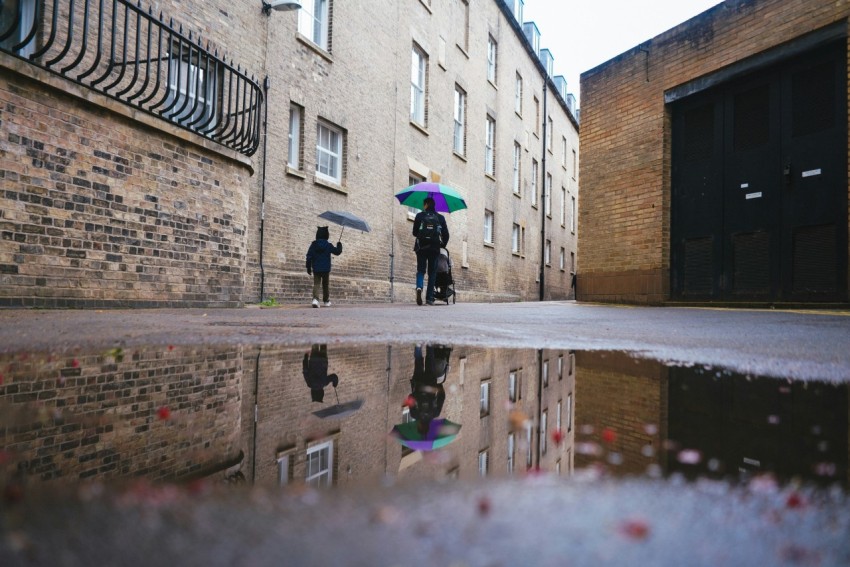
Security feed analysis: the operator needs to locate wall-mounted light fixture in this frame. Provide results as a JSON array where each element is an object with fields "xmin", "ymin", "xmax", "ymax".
[{"xmin": 262, "ymin": 0, "xmax": 301, "ymax": 15}]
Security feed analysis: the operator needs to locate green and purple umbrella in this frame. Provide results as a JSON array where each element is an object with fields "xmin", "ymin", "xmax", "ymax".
[
  {"xmin": 395, "ymin": 182, "xmax": 468, "ymax": 214},
  {"xmin": 390, "ymin": 419, "xmax": 461, "ymax": 452}
]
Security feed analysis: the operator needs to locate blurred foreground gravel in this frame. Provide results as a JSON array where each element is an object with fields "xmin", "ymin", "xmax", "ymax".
[{"xmin": 2, "ymin": 475, "xmax": 849, "ymax": 566}]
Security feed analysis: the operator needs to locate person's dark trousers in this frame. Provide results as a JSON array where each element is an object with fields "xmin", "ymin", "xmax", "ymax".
[
  {"xmin": 312, "ymin": 272, "xmax": 330, "ymax": 303},
  {"xmin": 416, "ymin": 248, "xmax": 440, "ymax": 304}
]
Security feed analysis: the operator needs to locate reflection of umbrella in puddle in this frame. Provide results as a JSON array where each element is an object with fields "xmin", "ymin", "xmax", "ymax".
[
  {"xmin": 390, "ymin": 419, "xmax": 461, "ymax": 451},
  {"xmin": 312, "ymin": 387, "xmax": 364, "ymax": 419}
]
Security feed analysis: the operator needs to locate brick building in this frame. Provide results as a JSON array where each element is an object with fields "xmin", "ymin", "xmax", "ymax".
[
  {"xmin": 578, "ymin": 0, "xmax": 848, "ymax": 305},
  {"xmin": 0, "ymin": 0, "xmax": 579, "ymax": 307}
]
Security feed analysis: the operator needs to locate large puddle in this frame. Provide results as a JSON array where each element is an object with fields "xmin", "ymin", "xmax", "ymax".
[{"xmin": 1, "ymin": 343, "xmax": 847, "ymax": 491}]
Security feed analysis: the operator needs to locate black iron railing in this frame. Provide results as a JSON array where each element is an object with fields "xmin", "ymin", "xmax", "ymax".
[{"xmin": 0, "ymin": 0, "xmax": 263, "ymax": 156}]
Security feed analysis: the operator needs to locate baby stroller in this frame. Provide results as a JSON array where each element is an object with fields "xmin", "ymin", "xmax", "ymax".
[{"xmin": 433, "ymin": 247, "xmax": 456, "ymax": 304}]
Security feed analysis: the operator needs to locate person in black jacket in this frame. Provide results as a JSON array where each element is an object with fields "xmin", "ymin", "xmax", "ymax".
[
  {"xmin": 409, "ymin": 344, "xmax": 451, "ymax": 429},
  {"xmin": 412, "ymin": 198, "xmax": 449, "ymax": 306},
  {"xmin": 306, "ymin": 226, "xmax": 342, "ymax": 308}
]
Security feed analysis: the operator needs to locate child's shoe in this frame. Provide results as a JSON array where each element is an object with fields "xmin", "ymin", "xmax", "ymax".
[{"xmin": 311, "ymin": 299, "xmax": 319, "ymax": 308}]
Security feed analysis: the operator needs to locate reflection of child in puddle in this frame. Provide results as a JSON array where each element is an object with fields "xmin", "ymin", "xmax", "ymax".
[{"xmin": 303, "ymin": 344, "xmax": 339, "ymax": 402}]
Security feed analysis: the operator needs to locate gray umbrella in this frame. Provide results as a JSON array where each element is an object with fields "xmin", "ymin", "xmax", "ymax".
[{"xmin": 318, "ymin": 210, "xmax": 371, "ymax": 240}]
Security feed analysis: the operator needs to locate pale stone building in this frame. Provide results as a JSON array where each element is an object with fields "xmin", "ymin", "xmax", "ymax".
[{"xmin": 0, "ymin": 0, "xmax": 579, "ymax": 307}]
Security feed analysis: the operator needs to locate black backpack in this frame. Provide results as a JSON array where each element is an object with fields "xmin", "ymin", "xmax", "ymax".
[{"xmin": 418, "ymin": 211, "xmax": 442, "ymax": 247}]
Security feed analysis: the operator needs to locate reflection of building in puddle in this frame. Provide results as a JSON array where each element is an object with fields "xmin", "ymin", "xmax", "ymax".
[
  {"xmin": 574, "ymin": 352, "xmax": 849, "ymax": 487},
  {"xmin": 0, "ymin": 343, "xmax": 576, "ymax": 489},
  {"xmin": 255, "ymin": 345, "xmax": 577, "ymax": 488},
  {"xmin": 0, "ymin": 346, "xmax": 244, "ymax": 487}
]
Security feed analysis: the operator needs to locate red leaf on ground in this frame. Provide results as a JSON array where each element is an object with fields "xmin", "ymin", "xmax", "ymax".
[
  {"xmin": 602, "ymin": 428, "xmax": 617, "ymax": 444},
  {"xmin": 786, "ymin": 492, "xmax": 805, "ymax": 509},
  {"xmin": 552, "ymin": 429, "xmax": 565, "ymax": 446},
  {"xmin": 71, "ymin": 359, "xmax": 80, "ymax": 368},
  {"xmin": 619, "ymin": 518, "xmax": 650, "ymax": 540},
  {"xmin": 157, "ymin": 406, "xmax": 171, "ymax": 420},
  {"xmin": 477, "ymin": 496, "xmax": 491, "ymax": 517}
]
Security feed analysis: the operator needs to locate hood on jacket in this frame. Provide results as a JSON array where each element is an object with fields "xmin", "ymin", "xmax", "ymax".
[{"xmin": 316, "ymin": 226, "xmax": 330, "ymax": 240}]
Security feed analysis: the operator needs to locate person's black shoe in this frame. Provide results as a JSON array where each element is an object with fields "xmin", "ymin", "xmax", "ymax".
[{"xmin": 416, "ymin": 287, "xmax": 423, "ymax": 306}]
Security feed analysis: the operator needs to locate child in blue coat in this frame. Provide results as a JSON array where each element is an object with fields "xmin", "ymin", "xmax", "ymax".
[{"xmin": 306, "ymin": 226, "xmax": 342, "ymax": 307}]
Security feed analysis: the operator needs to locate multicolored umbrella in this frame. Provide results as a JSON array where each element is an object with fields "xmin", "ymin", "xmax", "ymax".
[
  {"xmin": 394, "ymin": 182, "xmax": 468, "ymax": 213},
  {"xmin": 390, "ymin": 419, "xmax": 461, "ymax": 451}
]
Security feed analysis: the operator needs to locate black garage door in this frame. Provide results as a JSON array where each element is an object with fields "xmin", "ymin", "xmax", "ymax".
[{"xmin": 671, "ymin": 42, "xmax": 847, "ymax": 302}]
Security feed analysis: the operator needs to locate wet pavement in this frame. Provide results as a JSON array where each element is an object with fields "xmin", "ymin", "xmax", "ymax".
[{"xmin": 1, "ymin": 302, "xmax": 850, "ymax": 566}]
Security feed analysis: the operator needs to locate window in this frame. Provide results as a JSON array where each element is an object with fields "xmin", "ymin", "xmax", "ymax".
[
  {"xmin": 560, "ymin": 247, "xmax": 566, "ymax": 271},
  {"xmin": 277, "ymin": 450, "xmax": 294, "ymax": 486},
  {"xmin": 557, "ymin": 401, "xmax": 562, "ymax": 430},
  {"xmin": 562, "ymin": 136, "xmax": 567, "ymax": 167},
  {"xmin": 533, "ymin": 96, "xmax": 540, "ymax": 136},
  {"xmin": 305, "ymin": 440, "xmax": 334, "ymax": 487},
  {"xmin": 509, "ymin": 369, "xmax": 521, "ymax": 402},
  {"xmin": 570, "ymin": 251, "xmax": 576, "ymax": 274},
  {"xmin": 541, "ymin": 410, "xmax": 548, "ymax": 455},
  {"xmin": 484, "ymin": 209, "xmax": 494, "ymax": 245},
  {"xmin": 572, "ymin": 149, "xmax": 577, "ymax": 179},
  {"xmin": 545, "ymin": 239, "xmax": 551, "ymax": 266},
  {"xmin": 480, "ymin": 381, "xmax": 490, "ymax": 417},
  {"xmin": 507, "ymin": 433, "xmax": 516, "ymax": 474},
  {"xmin": 545, "ymin": 173, "xmax": 552, "ymax": 216},
  {"xmin": 547, "ymin": 116, "xmax": 553, "ymax": 151},
  {"xmin": 479, "ymin": 449, "xmax": 489, "ymax": 476},
  {"xmin": 453, "ymin": 85, "xmax": 466, "ymax": 156},
  {"xmin": 542, "ymin": 359, "xmax": 549, "ymax": 387},
  {"xmin": 512, "ymin": 142, "xmax": 521, "ymax": 194},
  {"xmin": 530, "ymin": 159, "xmax": 538, "ymax": 207},
  {"xmin": 569, "ymin": 352, "xmax": 575, "ymax": 377},
  {"xmin": 165, "ymin": 49, "xmax": 218, "ymax": 131},
  {"xmin": 526, "ymin": 425, "xmax": 533, "ymax": 467},
  {"xmin": 487, "ymin": 35, "xmax": 497, "ymax": 83},
  {"xmin": 566, "ymin": 393, "xmax": 573, "ymax": 432},
  {"xmin": 0, "ymin": 0, "xmax": 36, "ymax": 57},
  {"xmin": 408, "ymin": 172, "xmax": 425, "ymax": 219},
  {"xmin": 570, "ymin": 196, "xmax": 576, "ymax": 233},
  {"xmin": 560, "ymin": 188, "xmax": 566, "ymax": 226},
  {"xmin": 298, "ymin": 0, "xmax": 330, "ymax": 51},
  {"xmin": 459, "ymin": 0, "xmax": 470, "ymax": 52},
  {"xmin": 316, "ymin": 121, "xmax": 344, "ymax": 184},
  {"xmin": 485, "ymin": 115, "xmax": 495, "ymax": 176},
  {"xmin": 288, "ymin": 103, "xmax": 304, "ymax": 170},
  {"xmin": 558, "ymin": 355, "xmax": 564, "ymax": 379},
  {"xmin": 512, "ymin": 223, "xmax": 524, "ymax": 256},
  {"xmin": 411, "ymin": 44, "xmax": 428, "ymax": 127},
  {"xmin": 514, "ymin": 73, "xmax": 523, "ymax": 115}
]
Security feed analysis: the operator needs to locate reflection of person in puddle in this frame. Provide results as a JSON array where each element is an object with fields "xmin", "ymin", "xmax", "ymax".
[
  {"xmin": 409, "ymin": 344, "xmax": 451, "ymax": 433},
  {"xmin": 303, "ymin": 344, "xmax": 339, "ymax": 402}
]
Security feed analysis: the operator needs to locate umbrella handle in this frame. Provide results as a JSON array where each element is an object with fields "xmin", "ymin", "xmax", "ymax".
[
  {"xmin": 338, "ymin": 225, "xmax": 345, "ymax": 241},
  {"xmin": 334, "ymin": 385, "xmax": 339, "ymax": 404}
]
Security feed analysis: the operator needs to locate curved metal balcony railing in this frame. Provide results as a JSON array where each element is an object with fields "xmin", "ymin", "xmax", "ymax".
[{"xmin": 0, "ymin": 0, "xmax": 263, "ymax": 156}]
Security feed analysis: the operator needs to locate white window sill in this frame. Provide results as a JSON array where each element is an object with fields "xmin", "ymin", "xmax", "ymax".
[{"xmin": 314, "ymin": 175, "xmax": 346, "ymax": 194}]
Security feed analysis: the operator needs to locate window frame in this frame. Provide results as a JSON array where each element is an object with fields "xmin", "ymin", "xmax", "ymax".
[
  {"xmin": 298, "ymin": 0, "xmax": 331, "ymax": 51},
  {"xmin": 484, "ymin": 209, "xmax": 494, "ymax": 245},
  {"xmin": 410, "ymin": 43, "xmax": 428, "ymax": 127},
  {"xmin": 530, "ymin": 159, "xmax": 538, "ymax": 207},
  {"xmin": 487, "ymin": 35, "xmax": 497, "ymax": 84},
  {"xmin": 485, "ymin": 115, "xmax": 496, "ymax": 176},
  {"xmin": 316, "ymin": 120, "xmax": 344, "ymax": 185},
  {"xmin": 453, "ymin": 85, "xmax": 467, "ymax": 156},
  {"xmin": 479, "ymin": 380, "xmax": 491, "ymax": 417},
  {"xmin": 514, "ymin": 72, "xmax": 523, "ymax": 115},
  {"xmin": 305, "ymin": 439, "xmax": 334, "ymax": 487},
  {"xmin": 512, "ymin": 142, "xmax": 521, "ymax": 194},
  {"xmin": 288, "ymin": 103, "xmax": 304, "ymax": 171}
]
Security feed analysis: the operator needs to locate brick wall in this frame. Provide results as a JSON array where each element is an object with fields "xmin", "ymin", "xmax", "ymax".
[
  {"xmin": 0, "ymin": 0, "xmax": 263, "ymax": 308},
  {"xmin": 578, "ymin": 0, "xmax": 850, "ymax": 304},
  {"xmin": 574, "ymin": 352, "xmax": 667, "ymax": 476},
  {"xmin": 0, "ymin": 345, "xmax": 243, "ymax": 485}
]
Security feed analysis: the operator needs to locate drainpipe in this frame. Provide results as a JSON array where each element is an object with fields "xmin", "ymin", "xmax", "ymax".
[
  {"xmin": 539, "ymin": 82, "xmax": 548, "ymax": 301},
  {"xmin": 258, "ymin": 76, "xmax": 270, "ymax": 301},
  {"xmin": 251, "ymin": 346, "xmax": 262, "ymax": 484}
]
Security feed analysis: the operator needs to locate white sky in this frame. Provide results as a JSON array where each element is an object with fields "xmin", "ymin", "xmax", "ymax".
[{"xmin": 521, "ymin": 0, "xmax": 723, "ymax": 105}]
